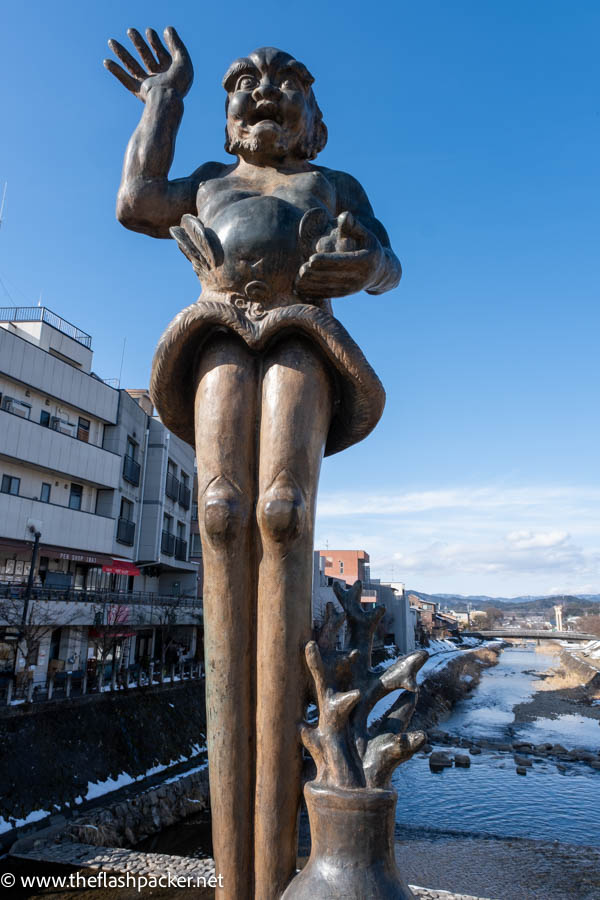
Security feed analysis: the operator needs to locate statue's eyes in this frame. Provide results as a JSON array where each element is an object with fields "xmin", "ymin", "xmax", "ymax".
[
  {"xmin": 237, "ymin": 75, "xmax": 258, "ymax": 91},
  {"xmin": 279, "ymin": 75, "xmax": 300, "ymax": 90}
]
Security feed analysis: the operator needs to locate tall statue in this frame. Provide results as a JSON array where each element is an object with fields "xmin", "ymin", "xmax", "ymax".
[{"xmin": 106, "ymin": 27, "xmax": 401, "ymax": 900}]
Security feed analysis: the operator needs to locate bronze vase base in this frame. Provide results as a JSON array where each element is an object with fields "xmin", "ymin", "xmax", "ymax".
[{"xmin": 282, "ymin": 783, "xmax": 414, "ymax": 899}]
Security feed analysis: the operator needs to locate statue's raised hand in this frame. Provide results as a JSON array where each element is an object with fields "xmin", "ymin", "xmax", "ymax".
[{"xmin": 104, "ymin": 27, "xmax": 193, "ymax": 101}]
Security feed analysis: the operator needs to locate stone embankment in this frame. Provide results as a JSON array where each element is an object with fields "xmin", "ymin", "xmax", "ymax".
[
  {"xmin": 558, "ymin": 645, "xmax": 600, "ymax": 691},
  {"xmin": 0, "ymin": 681, "xmax": 206, "ymax": 830}
]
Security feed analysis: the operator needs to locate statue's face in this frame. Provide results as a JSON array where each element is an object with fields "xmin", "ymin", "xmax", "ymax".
[{"xmin": 224, "ymin": 48, "xmax": 314, "ymax": 161}]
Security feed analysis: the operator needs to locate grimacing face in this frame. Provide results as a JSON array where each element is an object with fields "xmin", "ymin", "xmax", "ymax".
[{"xmin": 223, "ymin": 48, "xmax": 325, "ymax": 160}]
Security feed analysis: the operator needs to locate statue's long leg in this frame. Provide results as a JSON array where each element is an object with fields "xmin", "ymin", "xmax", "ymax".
[
  {"xmin": 254, "ymin": 337, "xmax": 333, "ymax": 900},
  {"xmin": 194, "ymin": 333, "xmax": 258, "ymax": 900}
]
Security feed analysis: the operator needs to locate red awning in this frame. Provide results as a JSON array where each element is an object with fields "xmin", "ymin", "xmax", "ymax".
[{"xmin": 102, "ymin": 560, "xmax": 141, "ymax": 576}]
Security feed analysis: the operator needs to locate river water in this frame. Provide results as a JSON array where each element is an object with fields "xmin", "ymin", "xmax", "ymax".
[{"xmin": 393, "ymin": 645, "xmax": 600, "ymax": 846}]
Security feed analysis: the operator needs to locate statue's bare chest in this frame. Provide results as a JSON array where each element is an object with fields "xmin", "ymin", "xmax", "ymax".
[{"xmin": 196, "ymin": 170, "xmax": 337, "ymax": 226}]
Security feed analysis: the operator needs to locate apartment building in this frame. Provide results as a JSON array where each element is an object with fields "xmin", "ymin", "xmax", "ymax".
[{"xmin": 0, "ymin": 306, "xmax": 200, "ymax": 686}]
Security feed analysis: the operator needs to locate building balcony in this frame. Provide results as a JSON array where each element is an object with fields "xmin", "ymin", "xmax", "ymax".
[
  {"xmin": 0, "ymin": 408, "xmax": 120, "ymax": 488},
  {"xmin": 165, "ymin": 473, "xmax": 180, "ymax": 501},
  {"xmin": 161, "ymin": 531, "xmax": 175, "ymax": 556},
  {"xmin": 116, "ymin": 517, "xmax": 135, "ymax": 546},
  {"xmin": 178, "ymin": 483, "xmax": 191, "ymax": 510},
  {"xmin": 0, "ymin": 491, "xmax": 115, "ymax": 555},
  {"xmin": 174, "ymin": 537, "xmax": 188, "ymax": 561},
  {"xmin": 122, "ymin": 455, "xmax": 141, "ymax": 486},
  {"xmin": 0, "ymin": 328, "xmax": 118, "ymax": 424}
]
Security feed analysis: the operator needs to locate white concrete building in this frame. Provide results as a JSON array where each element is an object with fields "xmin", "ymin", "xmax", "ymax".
[{"xmin": 0, "ymin": 306, "xmax": 200, "ymax": 687}]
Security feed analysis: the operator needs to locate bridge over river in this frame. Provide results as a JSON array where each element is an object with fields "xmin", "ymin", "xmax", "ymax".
[{"xmin": 462, "ymin": 629, "xmax": 597, "ymax": 641}]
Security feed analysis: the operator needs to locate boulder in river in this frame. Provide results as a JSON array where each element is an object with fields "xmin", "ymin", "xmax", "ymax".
[
  {"xmin": 516, "ymin": 766, "xmax": 527, "ymax": 776},
  {"xmin": 454, "ymin": 754, "xmax": 471, "ymax": 768},
  {"xmin": 514, "ymin": 754, "xmax": 533, "ymax": 768},
  {"xmin": 429, "ymin": 751, "xmax": 453, "ymax": 772}
]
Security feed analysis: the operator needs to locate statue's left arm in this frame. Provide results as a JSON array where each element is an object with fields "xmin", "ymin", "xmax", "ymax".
[{"xmin": 296, "ymin": 169, "xmax": 402, "ymax": 299}]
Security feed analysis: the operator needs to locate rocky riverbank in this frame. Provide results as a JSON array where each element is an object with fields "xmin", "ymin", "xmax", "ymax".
[{"xmin": 408, "ymin": 643, "xmax": 504, "ymax": 731}]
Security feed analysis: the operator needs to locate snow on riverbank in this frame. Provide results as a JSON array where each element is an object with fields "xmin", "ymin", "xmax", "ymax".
[{"xmin": 368, "ymin": 640, "xmax": 500, "ymax": 727}]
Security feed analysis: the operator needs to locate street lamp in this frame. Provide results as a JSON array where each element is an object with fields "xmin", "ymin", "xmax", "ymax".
[{"xmin": 13, "ymin": 521, "xmax": 42, "ymax": 678}]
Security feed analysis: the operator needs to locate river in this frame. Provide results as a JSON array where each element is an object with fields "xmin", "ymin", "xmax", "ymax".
[{"xmin": 393, "ymin": 645, "xmax": 600, "ymax": 846}]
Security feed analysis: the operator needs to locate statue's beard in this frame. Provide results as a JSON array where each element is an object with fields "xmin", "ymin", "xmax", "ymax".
[{"xmin": 228, "ymin": 131, "xmax": 290, "ymax": 157}]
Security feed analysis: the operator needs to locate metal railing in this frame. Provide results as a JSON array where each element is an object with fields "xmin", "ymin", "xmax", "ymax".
[
  {"xmin": 161, "ymin": 530, "xmax": 175, "ymax": 556},
  {"xmin": 175, "ymin": 537, "xmax": 188, "ymax": 561},
  {"xmin": 0, "ymin": 660, "xmax": 205, "ymax": 707},
  {"xmin": 179, "ymin": 483, "xmax": 191, "ymax": 509},
  {"xmin": 0, "ymin": 581, "xmax": 202, "ymax": 607},
  {"xmin": 165, "ymin": 472, "xmax": 180, "ymax": 501},
  {"xmin": 0, "ymin": 306, "xmax": 92, "ymax": 348},
  {"xmin": 116, "ymin": 517, "xmax": 135, "ymax": 546},
  {"xmin": 122, "ymin": 455, "xmax": 141, "ymax": 486}
]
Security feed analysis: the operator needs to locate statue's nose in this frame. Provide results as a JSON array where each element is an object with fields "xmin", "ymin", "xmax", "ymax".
[{"xmin": 252, "ymin": 80, "xmax": 280, "ymax": 101}]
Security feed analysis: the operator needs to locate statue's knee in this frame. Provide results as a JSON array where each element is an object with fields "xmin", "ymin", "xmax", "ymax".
[
  {"xmin": 202, "ymin": 476, "xmax": 250, "ymax": 548},
  {"xmin": 258, "ymin": 469, "xmax": 306, "ymax": 545}
]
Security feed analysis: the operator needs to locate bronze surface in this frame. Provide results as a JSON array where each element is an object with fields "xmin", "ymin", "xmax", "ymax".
[{"xmin": 106, "ymin": 28, "xmax": 402, "ymax": 898}]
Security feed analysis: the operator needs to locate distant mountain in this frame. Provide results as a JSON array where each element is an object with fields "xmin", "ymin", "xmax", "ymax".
[{"xmin": 406, "ymin": 590, "xmax": 600, "ymax": 613}]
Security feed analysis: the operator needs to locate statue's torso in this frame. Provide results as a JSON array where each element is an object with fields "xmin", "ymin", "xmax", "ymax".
[{"xmin": 195, "ymin": 166, "xmax": 337, "ymax": 301}]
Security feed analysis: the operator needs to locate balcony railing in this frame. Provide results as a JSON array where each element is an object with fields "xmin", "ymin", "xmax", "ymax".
[
  {"xmin": 0, "ymin": 306, "xmax": 92, "ymax": 348},
  {"xmin": 0, "ymin": 581, "xmax": 202, "ymax": 607},
  {"xmin": 179, "ymin": 483, "xmax": 191, "ymax": 509},
  {"xmin": 175, "ymin": 538, "xmax": 188, "ymax": 561},
  {"xmin": 165, "ymin": 472, "xmax": 180, "ymax": 501},
  {"xmin": 161, "ymin": 530, "xmax": 175, "ymax": 556},
  {"xmin": 116, "ymin": 517, "xmax": 135, "ymax": 546},
  {"xmin": 122, "ymin": 455, "xmax": 141, "ymax": 486}
]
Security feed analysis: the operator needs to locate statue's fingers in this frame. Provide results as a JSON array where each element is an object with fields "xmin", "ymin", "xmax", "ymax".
[
  {"xmin": 339, "ymin": 211, "xmax": 370, "ymax": 241},
  {"xmin": 104, "ymin": 59, "xmax": 140, "ymax": 95},
  {"xmin": 306, "ymin": 250, "xmax": 370, "ymax": 268},
  {"xmin": 146, "ymin": 28, "xmax": 171, "ymax": 67},
  {"xmin": 163, "ymin": 26, "xmax": 190, "ymax": 61},
  {"xmin": 127, "ymin": 28, "xmax": 161, "ymax": 73},
  {"xmin": 108, "ymin": 39, "xmax": 147, "ymax": 81}
]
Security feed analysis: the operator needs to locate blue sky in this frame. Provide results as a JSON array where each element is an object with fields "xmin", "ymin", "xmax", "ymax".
[{"xmin": 2, "ymin": 1, "xmax": 599, "ymax": 595}]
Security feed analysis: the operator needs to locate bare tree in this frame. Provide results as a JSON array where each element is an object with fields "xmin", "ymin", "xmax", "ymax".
[
  {"xmin": 0, "ymin": 592, "xmax": 72, "ymax": 694},
  {"xmin": 88, "ymin": 602, "xmax": 131, "ymax": 686}
]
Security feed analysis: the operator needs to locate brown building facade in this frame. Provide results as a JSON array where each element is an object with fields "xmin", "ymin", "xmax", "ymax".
[{"xmin": 319, "ymin": 550, "xmax": 370, "ymax": 586}]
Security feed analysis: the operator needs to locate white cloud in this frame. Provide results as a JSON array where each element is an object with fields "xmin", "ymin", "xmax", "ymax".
[
  {"xmin": 505, "ymin": 530, "xmax": 570, "ymax": 550},
  {"xmin": 315, "ymin": 484, "xmax": 600, "ymax": 596}
]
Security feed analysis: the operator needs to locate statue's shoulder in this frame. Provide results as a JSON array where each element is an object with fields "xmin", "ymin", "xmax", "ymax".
[{"xmin": 312, "ymin": 165, "xmax": 374, "ymax": 216}]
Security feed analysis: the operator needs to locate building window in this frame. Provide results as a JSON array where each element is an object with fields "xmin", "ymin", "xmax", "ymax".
[
  {"xmin": 40, "ymin": 410, "xmax": 51, "ymax": 427},
  {"xmin": 163, "ymin": 513, "xmax": 173, "ymax": 533},
  {"xmin": 339, "ymin": 561, "xmax": 344, "ymax": 574},
  {"xmin": 191, "ymin": 532, "xmax": 202, "ymax": 556},
  {"xmin": 120, "ymin": 498, "xmax": 134, "ymax": 520},
  {"xmin": 77, "ymin": 417, "xmax": 90, "ymax": 443},
  {"xmin": 165, "ymin": 460, "xmax": 179, "ymax": 500},
  {"xmin": 68, "ymin": 483, "xmax": 83, "ymax": 510},
  {"xmin": 1, "ymin": 475, "xmax": 20, "ymax": 496},
  {"xmin": 122, "ymin": 438, "xmax": 141, "ymax": 486},
  {"xmin": 40, "ymin": 482, "xmax": 51, "ymax": 503}
]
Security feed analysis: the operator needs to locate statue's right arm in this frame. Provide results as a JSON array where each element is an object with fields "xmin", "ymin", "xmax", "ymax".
[{"xmin": 105, "ymin": 27, "xmax": 226, "ymax": 239}]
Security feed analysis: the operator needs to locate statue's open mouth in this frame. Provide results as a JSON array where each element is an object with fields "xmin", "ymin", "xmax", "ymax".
[{"xmin": 248, "ymin": 104, "xmax": 283, "ymax": 126}]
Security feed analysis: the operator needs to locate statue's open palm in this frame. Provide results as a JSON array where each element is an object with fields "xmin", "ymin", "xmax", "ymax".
[{"xmin": 104, "ymin": 27, "xmax": 193, "ymax": 102}]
